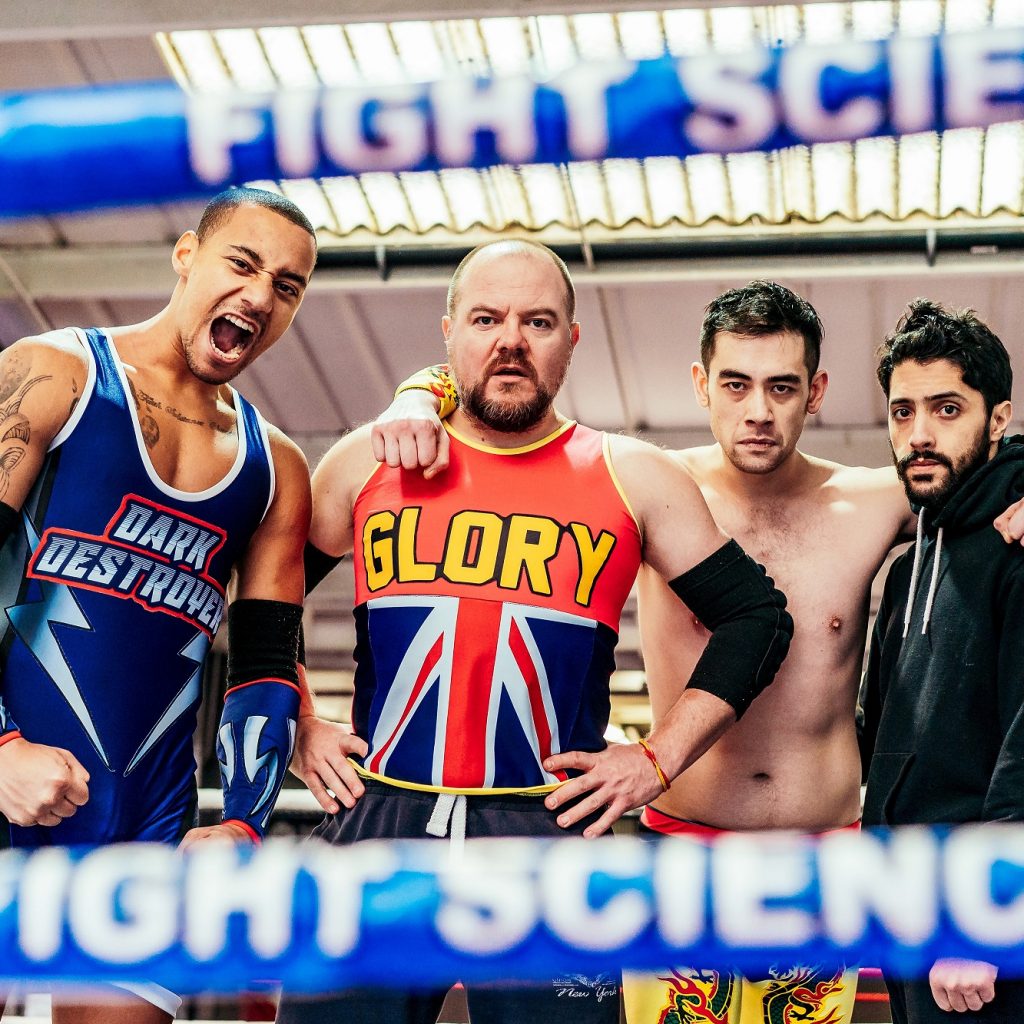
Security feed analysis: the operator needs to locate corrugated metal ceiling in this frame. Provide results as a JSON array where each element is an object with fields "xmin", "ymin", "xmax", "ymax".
[{"xmin": 158, "ymin": 0, "xmax": 1024, "ymax": 246}]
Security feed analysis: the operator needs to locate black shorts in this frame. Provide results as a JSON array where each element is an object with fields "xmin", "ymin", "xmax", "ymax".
[
  {"xmin": 276, "ymin": 779, "xmax": 621, "ymax": 1024},
  {"xmin": 314, "ymin": 777, "xmax": 597, "ymax": 844},
  {"xmin": 885, "ymin": 975, "xmax": 1024, "ymax": 1024}
]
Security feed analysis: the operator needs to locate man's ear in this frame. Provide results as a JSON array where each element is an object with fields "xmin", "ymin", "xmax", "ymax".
[
  {"xmin": 806, "ymin": 369, "xmax": 829, "ymax": 415},
  {"xmin": 691, "ymin": 361, "xmax": 710, "ymax": 408},
  {"xmin": 172, "ymin": 230, "xmax": 199, "ymax": 279},
  {"xmin": 441, "ymin": 315, "xmax": 454, "ymax": 364},
  {"xmin": 990, "ymin": 399, "xmax": 1013, "ymax": 444}
]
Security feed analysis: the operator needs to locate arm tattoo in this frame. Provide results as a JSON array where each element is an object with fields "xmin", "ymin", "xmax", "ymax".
[
  {"xmin": 0, "ymin": 351, "xmax": 30, "ymax": 405},
  {"xmin": 0, "ymin": 370, "xmax": 52, "ymax": 500}
]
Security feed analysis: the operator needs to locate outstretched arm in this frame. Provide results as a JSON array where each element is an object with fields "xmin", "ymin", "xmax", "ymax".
[
  {"xmin": 545, "ymin": 436, "xmax": 792, "ymax": 836},
  {"xmin": 181, "ymin": 430, "xmax": 311, "ymax": 848}
]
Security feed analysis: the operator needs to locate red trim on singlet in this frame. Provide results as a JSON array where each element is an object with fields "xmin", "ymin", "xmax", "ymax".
[
  {"xmin": 0, "ymin": 730, "xmax": 22, "ymax": 749},
  {"xmin": 640, "ymin": 805, "xmax": 861, "ymax": 836},
  {"xmin": 223, "ymin": 677, "xmax": 301, "ymax": 700}
]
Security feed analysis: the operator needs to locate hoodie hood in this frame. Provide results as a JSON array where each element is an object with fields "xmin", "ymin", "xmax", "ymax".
[
  {"xmin": 900, "ymin": 436, "xmax": 1024, "ymax": 638},
  {"xmin": 928, "ymin": 434, "xmax": 1024, "ymax": 535}
]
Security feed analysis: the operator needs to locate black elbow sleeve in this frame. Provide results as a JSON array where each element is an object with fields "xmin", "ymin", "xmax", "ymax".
[
  {"xmin": 299, "ymin": 542, "xmax": 346, "ymax": 668},
  {"xmin": 304, "ymin": 540, "xmax": 344, "ymax": 596},
  {"xmin": 668, "ymin": 540, "xmax": 793, "ymax": 718}
]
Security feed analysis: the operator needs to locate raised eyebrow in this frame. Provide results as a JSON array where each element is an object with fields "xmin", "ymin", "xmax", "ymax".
[{"xmin": 927, "ymin": 391, "xmax": 968, "ymax": 403}]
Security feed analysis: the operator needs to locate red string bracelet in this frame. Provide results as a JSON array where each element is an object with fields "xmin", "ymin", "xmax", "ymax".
[{"xmin": 637, "ymin": 738, "xmax": 670, "ymax": 792}]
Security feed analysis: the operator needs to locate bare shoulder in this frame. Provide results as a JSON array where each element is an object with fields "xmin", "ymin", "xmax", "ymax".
[
  {"xmin": 264, "ymin": 422, "xmax": 310, "ymax": 478},
  {"xmin": 814, "ymin": 457, "xmax": 902, "ymax": 503},
  {"xmin": 0, "ymin": 330, "xmax": 91, "ymax": 441},
  {"xmin": 606, "ymin": 431, "xmax": 681, "ymax": 475},
  {"xmin": 605, "ymin": 433, "xmax": 726, "ymax": 576},
  {"xmin": 259, "ymin": 425, "xmax": 312, "ymax": 527},
  {"xmin": 4, "ymin": 328, "xmax": 89, "ymax": 383},
  {"xmin": 667, "ymin": 443, "xmax": 719, "ymax": 481},
  {"xmin": 312, "ymin": 424, "xmax": 379, "ymax": 496},
  {"xmin": 605, "ymin": 433, "xmax": 709, "ymax": 517},
  {"xmin": 804, "ymin": 456, "xmax": 913, "ymax": 543},
  {"xmin": 7, "ymin": 327, "xmax": 90, "ymax": 372}
]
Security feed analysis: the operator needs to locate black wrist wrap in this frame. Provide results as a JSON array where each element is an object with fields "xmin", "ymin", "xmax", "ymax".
[
  {"xmin": 668, "ymin": 540, "xmax": 793, "ymax": 718},
  {"xmin": 227, "ymin": 599, "xmax": 303, "ymax": 687}
]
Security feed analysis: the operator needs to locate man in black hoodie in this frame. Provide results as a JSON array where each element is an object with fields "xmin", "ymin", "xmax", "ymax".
[{"xmin": 861, "ymin": 299, "xmax": 1024, "ymax": 1023}]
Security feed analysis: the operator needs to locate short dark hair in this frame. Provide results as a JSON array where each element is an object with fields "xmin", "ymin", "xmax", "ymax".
[
  {"xmin": 196, "ymin": 187, "xmax": 317, "ymax": 249},
  {"xmin": 447, "ymin": 240, "xmax": 576, "ymax": 322},
  {"xmin": 876, "ymin": 298, "xmax": 1012, "ymax": 414},
  {"xmin": 700, "ymin": 281, "xmax": 824, "ymax": 379}
]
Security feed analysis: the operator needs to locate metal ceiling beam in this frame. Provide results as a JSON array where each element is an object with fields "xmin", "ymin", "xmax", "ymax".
[
  {"xmin": 0, "ymin": 0, "xmax": 855, "ymax": 41},
  {"xmin": 4, "ymin": 243, "xmax": 1024, "ymax": 301}
]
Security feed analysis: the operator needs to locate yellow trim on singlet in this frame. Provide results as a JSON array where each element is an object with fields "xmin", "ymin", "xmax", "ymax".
[
  {"xmin": 351, "ymin": 759, "xmax": 560, "ymax": 796},
  {"xmin": 443, "ymin": 419, "xmax": 576, "ymax": 456},
  {"xmin": 602, "ymin": 432, "xmax": 643, "ymax": 539}
]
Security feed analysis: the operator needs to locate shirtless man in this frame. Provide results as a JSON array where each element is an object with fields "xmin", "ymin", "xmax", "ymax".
[
  {"xmin": 623, "ymin": 282, "xmax": 902, "ymax": 1023},
  {"xmin": 374, "ymin": 279, "xmax": 1024, "ymax": 1023},
  {"xmin": 0, "ymin": 187, "xmax": 316, "ymax": 1024}
]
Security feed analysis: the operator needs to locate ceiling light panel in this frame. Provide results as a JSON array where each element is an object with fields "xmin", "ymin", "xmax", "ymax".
[{"xmin": 160, "ymin": 0, "xmax": 1024, "ymax": 246}]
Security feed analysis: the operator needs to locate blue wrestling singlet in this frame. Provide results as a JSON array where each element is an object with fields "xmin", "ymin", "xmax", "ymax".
[{"xmin": 0, "ymin": 328, "xmax": 275, "ymax": 847}]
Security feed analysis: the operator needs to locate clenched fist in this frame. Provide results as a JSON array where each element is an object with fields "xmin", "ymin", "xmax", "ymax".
[{"xmin": 0, "ymin": 738, "xmax": 89, "ymax": 826}]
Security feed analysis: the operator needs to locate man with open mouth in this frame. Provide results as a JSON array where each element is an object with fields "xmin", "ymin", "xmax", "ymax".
[{"xmin": 0, "ymin": 186, "xmax": 318, "ymax": 1024}]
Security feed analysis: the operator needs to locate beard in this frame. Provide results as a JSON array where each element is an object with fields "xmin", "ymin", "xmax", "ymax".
[
  {"xmin": 457, "ymin": 349, "xmax": 569, "ymax": 434},
  {"xmin": 894, "ymin": 430, "xmax": 990, "ymax": 512},
  {"xmin": 181, "ymin": 337, "xmax": 231, "ymax": 385}
]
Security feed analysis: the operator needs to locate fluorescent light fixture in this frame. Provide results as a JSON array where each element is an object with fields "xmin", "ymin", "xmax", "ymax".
[{"xmin": 158, "ymin": 1, "xmax": 1024, "ymax": 246}]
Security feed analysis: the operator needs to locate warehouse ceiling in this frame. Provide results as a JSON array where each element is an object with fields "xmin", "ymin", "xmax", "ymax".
[{"xmin": 0, "ymin": 0, "xmax": 1020, "ymax": 691}]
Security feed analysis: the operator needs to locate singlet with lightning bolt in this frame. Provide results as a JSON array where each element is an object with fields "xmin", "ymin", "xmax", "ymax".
[{"xmin": 0, "ymin": 327, "xmax": 276, "ymax": 847}]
